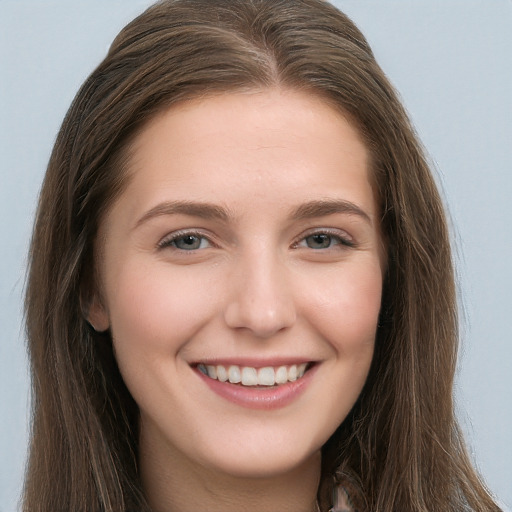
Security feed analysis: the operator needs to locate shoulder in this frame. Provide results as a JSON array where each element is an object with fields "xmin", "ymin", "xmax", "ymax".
[{"xmin": 330, "ymin": 485, "xmax": 356, "ymax": 512}]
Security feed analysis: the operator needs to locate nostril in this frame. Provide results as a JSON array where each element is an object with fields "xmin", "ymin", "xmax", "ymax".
[{"xmin": 224, "ymin": 296, "xmax": 296, "ymax": 338}]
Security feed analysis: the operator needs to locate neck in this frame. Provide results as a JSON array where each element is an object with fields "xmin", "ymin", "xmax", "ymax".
[{"xmin": 139, "ymin": 426, "xmax": 321, "ymax": 512}]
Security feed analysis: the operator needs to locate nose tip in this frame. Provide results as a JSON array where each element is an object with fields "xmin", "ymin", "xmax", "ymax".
[
  {"xmin": 224, "ymin": 301, "xmax": 296, "ymax": 338},
  {"xmin": 223, "ymin": 264, "xmax": 296, "ymax": 338}
]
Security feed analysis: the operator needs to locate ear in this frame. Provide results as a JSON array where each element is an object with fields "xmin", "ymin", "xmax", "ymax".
[{"xmin": 85, "ymin": 295, "xmax": 110, "ymax": 332}]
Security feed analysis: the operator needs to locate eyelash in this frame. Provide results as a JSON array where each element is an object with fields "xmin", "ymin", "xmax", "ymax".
[
  {"xmin": 292, "ymin": 228, "xmax": 355, "ymax": 250},
  {"xmin": 157, "ymin": 228, "xmax": 355, "ymax": 253},
  {"xmin": 157, "ymin": 230, "xmax": 213, "ymax": 251}
]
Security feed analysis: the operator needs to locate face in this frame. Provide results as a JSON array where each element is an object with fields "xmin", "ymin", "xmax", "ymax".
[{"xmin": 89, "ymin": 89, "xmax": 384, "ymax": 480}]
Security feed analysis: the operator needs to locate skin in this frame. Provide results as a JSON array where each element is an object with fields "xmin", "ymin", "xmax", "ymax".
[{"xmin": 89, "ymin": 88, "xmax": 385, "ymax": 512}]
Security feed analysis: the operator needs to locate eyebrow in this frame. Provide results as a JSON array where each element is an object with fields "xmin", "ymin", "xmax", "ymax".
[
  {"xmin": 135, "ymin": 198, "xmax": 372, "ymax": 229},
  {"xmin": 290, "ymin": 199, "xmax": 372, "ymax": 224},
  {"xmin": 134, "ymin": 200, "xmax": 230, "ymax": 228}
]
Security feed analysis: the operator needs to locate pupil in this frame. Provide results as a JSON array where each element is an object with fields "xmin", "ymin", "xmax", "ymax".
[
  {"xmin": 309, "ymin": 234, "xmax": 330, "ymax": 248},
  {"xmin": 177, "ymin": 235, "xmax": 201, "ymax": 250}
]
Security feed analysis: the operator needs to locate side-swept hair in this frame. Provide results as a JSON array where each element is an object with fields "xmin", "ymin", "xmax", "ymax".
[{"xmin": 24, "ymin": 1, "xmax": 500, "ymax": 510}]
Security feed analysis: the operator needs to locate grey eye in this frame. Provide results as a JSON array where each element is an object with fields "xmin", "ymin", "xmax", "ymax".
[
  {"xmin": 304, "ymin": 233, "xmax": 337, "ymax": 249},
  {"xmin": 173, "ymin": 235, "xmax": 205, "ymax": 250}
]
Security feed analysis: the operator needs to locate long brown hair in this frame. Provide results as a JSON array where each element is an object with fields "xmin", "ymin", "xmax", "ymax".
[{"xmin": 24, "ymin": 1, "xmax": 501, "ymax": 510}]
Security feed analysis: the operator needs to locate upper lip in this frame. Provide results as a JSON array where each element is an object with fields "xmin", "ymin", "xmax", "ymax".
[{"xmin": 191, "ymin": 357, "xmax": 316, "ymax": 368}]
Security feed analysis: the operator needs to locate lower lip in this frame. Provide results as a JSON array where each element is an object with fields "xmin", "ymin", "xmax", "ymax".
[{"xmin": 195, "ymin": 365, "xmax": 317, "ymax": 410}]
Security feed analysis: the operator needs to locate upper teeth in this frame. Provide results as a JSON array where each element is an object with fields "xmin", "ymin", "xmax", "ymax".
[{"xmin": 197, "ymin": 363, "xmax": 308, "ymax": 386}]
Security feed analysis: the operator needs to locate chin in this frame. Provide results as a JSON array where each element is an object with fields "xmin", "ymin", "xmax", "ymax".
[
  {"xmin": 209, "ymin": 450, "xmax": 320, "ymax": 480},
  {"xmin": 194, "ymin": 428, "xmax": 324, "ymax": 480}
]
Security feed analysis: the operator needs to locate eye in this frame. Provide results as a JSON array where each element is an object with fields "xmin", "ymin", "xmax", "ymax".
[
  {"xmin": 158, "ymin": 231, "xmax": 212, "ymax": 251},
  {"xmin": 295, "ymin": 230, "xmax": 354, "ymax": 250},
  {"xmin": 304, "ymin": 233, "xmax": 337, "ymax": 249}
]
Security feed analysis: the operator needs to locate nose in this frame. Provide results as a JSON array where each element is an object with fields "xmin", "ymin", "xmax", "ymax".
[{"xmin": 223, "ymin": 251, "xmax": 296, "ymax": 338}]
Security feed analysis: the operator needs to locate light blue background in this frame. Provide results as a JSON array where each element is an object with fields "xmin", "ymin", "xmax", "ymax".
[{"xmin": 1, "ymin": 1, "xmax": 511, "ymax": 510}]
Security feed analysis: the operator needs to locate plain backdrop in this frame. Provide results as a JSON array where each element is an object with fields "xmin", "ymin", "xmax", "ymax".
[{"xmin": 1, "ymin": 1, "xmax": 511, "ymax": 511}]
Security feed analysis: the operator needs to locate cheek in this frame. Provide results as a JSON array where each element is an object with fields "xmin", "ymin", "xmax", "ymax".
[
  {"xmin": 299, "ymin": 260, "xmax": 383, "ymax": 355},
  {"xmin": 311, "ymin": 261, "xmax": 382, "ymax": 417},
  {"xmin": 105, "ymin": 259, "xmax": 218, "ymax": 358}
]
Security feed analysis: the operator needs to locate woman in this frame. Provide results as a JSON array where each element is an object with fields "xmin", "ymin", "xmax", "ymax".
[{"xmin": 23, "ymin": 0, "xmax": 502, "ymax": 511}]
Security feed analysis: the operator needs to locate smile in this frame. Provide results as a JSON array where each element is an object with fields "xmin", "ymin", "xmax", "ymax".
[{"xmin": 196, "ymin": 363, "xmax": 309, "ymax": 387}]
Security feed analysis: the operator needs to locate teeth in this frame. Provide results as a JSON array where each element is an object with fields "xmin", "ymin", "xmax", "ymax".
[
  {"xmin": 241, "ymin": 367, "xmax": 258, "ymax": 386},
  {"xmin": 197, "ymin": 362, "xmax": 310, "ymax": 386},
  {"xmin": 258, "ymin": 367, "xmax": 275, "ymax": 386},
  {"xmin": 228, "ymin": 365, "xmax": 242, "ymax": 383},
  {"xmin": 275, "ymin": 365, "xmax": 288, "ymax": 384},
  {"xmin": 216, "ymin": 365, "xmax": 228, "ymax": 382},
  {"xmin": 206, "ymin": 365, "xmax": 217, "ymax": 379}
]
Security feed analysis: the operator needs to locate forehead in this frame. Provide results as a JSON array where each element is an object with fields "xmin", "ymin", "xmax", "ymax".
[{"xmin": 104, "ymin": 88, "xmax": 378, "ymax": 231}]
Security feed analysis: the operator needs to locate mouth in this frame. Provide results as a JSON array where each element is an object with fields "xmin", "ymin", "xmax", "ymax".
[{"xmin": 195, "ymin": 362, "xmax": 313, "ymax": 387}]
